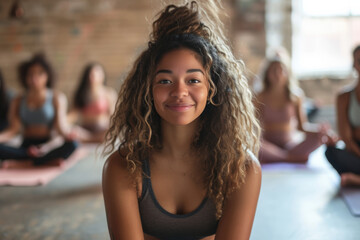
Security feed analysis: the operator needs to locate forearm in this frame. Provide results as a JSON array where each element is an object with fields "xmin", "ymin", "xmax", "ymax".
[
  {"xmin": 301, "ymin": 122, "xmax": 321, "ymax": 134},
  {"xmin": 37, "ymin": 136, "xmax": 64, "ymax": 153},
  {"xmin": 0, "ymin": 128, "xmax": 18, "ymax": 143}
]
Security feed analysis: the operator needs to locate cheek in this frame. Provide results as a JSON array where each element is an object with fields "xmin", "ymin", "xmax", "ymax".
[
  {"xmin": 195, "ymin": 88, "xmax": 209, "ymax": 106},
  {"xmin": 39, "ymin": 75, "xmax": 48, "ymax": 85},
  {"xmin": 152, "ymin": 88, "xmax": 165, "ymax": 109}
]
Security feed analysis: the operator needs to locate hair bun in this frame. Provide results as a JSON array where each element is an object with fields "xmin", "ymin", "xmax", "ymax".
[{"xmin": 151, "ymin": 1, "xmax": 210, "ymax": 43}]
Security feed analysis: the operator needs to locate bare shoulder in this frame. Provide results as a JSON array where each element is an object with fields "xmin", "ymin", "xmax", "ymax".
[
  {"xmin": 103, "ymin": 151, "xmax": 129, "ymax": 182},
  {"xmin": 215, "ymin": 149, "xmax": 261, "ymax": 239},
  {"xmin": 52, "ymin": 90, "xmax": 66, "ymax": 101},
  {"xmin": 12, "ymin": 94, "xmax": 23, "ymax": 106},
  {"xmin": 245, "ymin": 150, "xmax": 262, "ymax": 177},
  {"xmin": 337, "ymin": 88, "xmax": 352, "ymax": 103},
  {"xmin": 52, "ymin": 90, "xmax": 67, "ymax": 106},
  {"xmin": 291, "ymin": 93, "xmax": 302, "ymax": 107},
  {"xmin": 102, "ymin": 150, "xmax": 139, "ymax": 191}
]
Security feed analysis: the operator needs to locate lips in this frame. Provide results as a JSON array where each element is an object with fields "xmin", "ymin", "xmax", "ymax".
[{"xmin": 166, "ymin": 103, "xmax": 194, "ymax": 112}]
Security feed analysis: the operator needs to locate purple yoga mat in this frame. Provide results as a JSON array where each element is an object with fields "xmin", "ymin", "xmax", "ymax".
[{"xmin": 341, "ymin": 188, "xmax": 360, "ymax": 216}]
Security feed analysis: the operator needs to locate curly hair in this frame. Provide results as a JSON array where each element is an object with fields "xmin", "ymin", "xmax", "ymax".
[
  {"xmin": 18, "ymin": 53, "xmax": 55, "ymax": 89},
  {"xmin": 73, "ymin": 63, "xmax": 107, "ymax": 109},
  {"xmin": 104, "ymin": 0, "xmax": 260, "ymax": 219}
]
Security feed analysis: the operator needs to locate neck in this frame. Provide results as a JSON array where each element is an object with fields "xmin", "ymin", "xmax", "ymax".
[
  {"xmin": 160, "ymin": 120, "xmax": 199, "ymax": 161},
  {"xmin": 90, "ymin": 83, "xmax": 103, "ymax": 93},
  {"xmin": 28, "ymin": 87, "xmax": 47, "ymax": 96},
  {"xmin": 268, "ymin": 85, "xmax": 287, "ymax": 96}
]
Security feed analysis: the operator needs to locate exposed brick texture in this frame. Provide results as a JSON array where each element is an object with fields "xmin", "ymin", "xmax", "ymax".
[{"xmin": 0, "ymin": 0, "xmax": 351, "ymax": 106}]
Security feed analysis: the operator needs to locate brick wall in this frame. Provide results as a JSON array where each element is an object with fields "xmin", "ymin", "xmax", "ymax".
[
  {"xmin": 0, "ymin": 0, "xmax": 266, "ymax": 101},
  {"xmin": 3, "ymin": 0, "xmax": 349, "ymax": 107},
  {"xmin": 0, "ymin": 0, "xmax": 162, "ymax": 102},
  {"xmin": 232, "ymin": 0, "xmax": 266, "ymax": 83}
]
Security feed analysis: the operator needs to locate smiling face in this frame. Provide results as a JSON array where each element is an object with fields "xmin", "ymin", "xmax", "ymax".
[{"xmin": 152, "ymin": 48, "xmax": 209, "ymax": 126}]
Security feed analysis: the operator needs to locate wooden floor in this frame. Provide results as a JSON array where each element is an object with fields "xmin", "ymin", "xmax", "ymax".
[
  {"xmin": 1, "ymin": 107, "xmax": 360, "ymax": 240},
  {"xmin": 0, "ymin": 147, "xmax": 108, "ymax": 240},
  {"xmin": 253, "ymin": 146, "xmax": 360, "ymax": 240}
]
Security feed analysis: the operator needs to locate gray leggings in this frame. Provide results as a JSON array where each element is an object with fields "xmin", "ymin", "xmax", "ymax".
[{"xmin": 325, "ymin": 141, "xmax": 360, "ymax": 175}]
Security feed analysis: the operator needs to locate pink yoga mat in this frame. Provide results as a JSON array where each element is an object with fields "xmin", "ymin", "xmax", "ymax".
[{"xmin": 0, "ymin": 147, "xmax": 89, "ymax": 186}]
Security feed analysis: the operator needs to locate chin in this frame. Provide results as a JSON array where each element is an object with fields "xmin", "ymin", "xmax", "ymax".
[{"xmin": 165, "ymin": 118, "xmax": 200, "ymax": 127}]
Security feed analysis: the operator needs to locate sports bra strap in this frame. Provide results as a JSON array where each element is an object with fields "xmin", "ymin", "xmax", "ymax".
[{"xmin": 140, "ymin": 159, "xmax": 151, "ymax": 200}]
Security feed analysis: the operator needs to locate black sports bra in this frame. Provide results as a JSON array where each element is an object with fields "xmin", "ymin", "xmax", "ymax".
[{"xmin": 138, "ymin": 159, "xmax": 219, "ymax": 240}]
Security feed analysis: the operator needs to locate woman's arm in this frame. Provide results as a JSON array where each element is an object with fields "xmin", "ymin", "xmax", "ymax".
[
  {"xmin": 295, "ymin": 96, "xmax": 320, "ymax": 133},
  {"xmin": 337, "ymin": 91, "xmax": 360, "ymax": 157},
  {"xmin": 102, "ymin": 152, "xmax": 144, "ymax": 240},
  {"xmin": 215, "ymin": 153, "xmax": 262, "ymax": 240},
  {"xmin": 53, "ymin": 91, "xmax": 72, "ymax": 138},
  {"xmin": 0, "ymin": 96, "xmax": 22, "ymax": 142},
  {"xmin": 295, "ymin": 96, "xmax": 335, "ymax": 142},
  {"xmin": 67, "ymin": 108, "xmax": 80, "ymax": 125}
]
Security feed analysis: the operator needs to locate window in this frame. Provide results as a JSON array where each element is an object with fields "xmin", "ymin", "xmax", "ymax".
[{"xmin": 292, "ymin": 0, "xmax": 360, "ymax": 78}]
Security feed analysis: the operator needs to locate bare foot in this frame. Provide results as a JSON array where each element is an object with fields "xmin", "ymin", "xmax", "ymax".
[{"xmin": 341, "ymin": 173, "xmax": 360, "ymax": 187}]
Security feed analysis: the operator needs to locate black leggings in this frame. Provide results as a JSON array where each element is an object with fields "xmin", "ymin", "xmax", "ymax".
[
  {"xmin": 325, "ymin": 141, "xmax": 360, "ymax": 175},
  {"xmin": 0, "ymin": 137, "xmax": 78, "ymax": 165}
]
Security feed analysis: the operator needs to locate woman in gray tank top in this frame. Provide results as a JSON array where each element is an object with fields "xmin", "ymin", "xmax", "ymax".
[
  {"xmin": 102, "ymin": 1, "xmax": 261, "ymax": 239},
  {"xmin": 0, "ymin": 54, "xmax": 78, "ymax": 166},
  {"xmin": 325, "ymin": 45, "xmax": 360, "ymax": 187}
]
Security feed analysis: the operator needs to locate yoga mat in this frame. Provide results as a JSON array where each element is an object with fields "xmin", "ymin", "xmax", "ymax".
[
  {"xmin": 0, "ymin": 147, "xmax": 89, "ymax": 186},
  {"xmin": 261, "ymin": 145, "xmax": 332, "ymax": 171},
  {"xmin": 341, "ymin": 188, "xmax": 360, "ymax": 216}
]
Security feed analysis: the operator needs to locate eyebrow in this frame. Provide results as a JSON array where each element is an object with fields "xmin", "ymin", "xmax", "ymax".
[{"xmin": 155, "ymin": 69, "xmax": 204, "ymax": 75}]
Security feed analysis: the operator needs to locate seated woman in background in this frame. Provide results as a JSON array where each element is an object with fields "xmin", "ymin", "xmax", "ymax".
[
  {"xmin": 0, "ymin": 69, "xmax": 14, "ymax": 131},
  {"xmin": 255, "ymin": 57, "xmax": 335, "ymax": 163},
  {"xmin": 326, "ymin": 45, "xmax": 360, "ymax": 187},
  {"xmin": 0, "ymin": 54, "xmax": 77, "ymax": 166},
  {"xmin": 68, "ymin": 63, "xmax": 117, "ymax": 143}
]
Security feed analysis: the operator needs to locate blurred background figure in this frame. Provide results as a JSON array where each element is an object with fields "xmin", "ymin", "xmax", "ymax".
[
  {"xmin": 255, "ymin": 56, "xmax": 335, "ymax": 163},
  {"xmin": 326, "ymin": 45, "xmax": 360, "ymax": 187},
  {"xmin": 0, "ymin": 69, "xmax": 15, "ymax": 132},
  {"xmin": 0, "ymin": 54, "xmax": 77, "ymax": 166},
  {"xmin": 9, "ymin": 1, "xmax": 24, "ymax": 19},
  {"xmin": 68, "ymin": 63, "xmax": 117, "ymax": 143},
  {"xmin": 253, "ymin": 47, "xmax": 320, "ymax": 122}
]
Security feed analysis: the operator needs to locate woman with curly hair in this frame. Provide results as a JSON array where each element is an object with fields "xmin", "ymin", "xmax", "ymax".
[
  {"xmin": 102, "ymin": 1, "xmax": 261, "ymax": 239},
  {"xmin": 0, "ymin": 54, "xmax": 77, "ymax": 166},
  {"xmin": 68, "ymin": 63, "xmax": 117, "ymax": 143}
]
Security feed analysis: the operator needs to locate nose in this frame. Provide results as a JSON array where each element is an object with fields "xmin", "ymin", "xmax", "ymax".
[{"xmin": 170, "ymin": 80, "xmax": 188, "ymax": 98}]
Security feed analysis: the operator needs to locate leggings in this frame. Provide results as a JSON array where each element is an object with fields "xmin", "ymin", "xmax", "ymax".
[
  {"xmin": 0, "ymin": 137, "xmax": 78, "ymax": 165},
  {"xmin": 259, "ymin": 131, "xmax": 322, "ymax": 163},
  {"xmin": 325, "ymin": 141, "xmax": 360, "ymax": 175}
]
